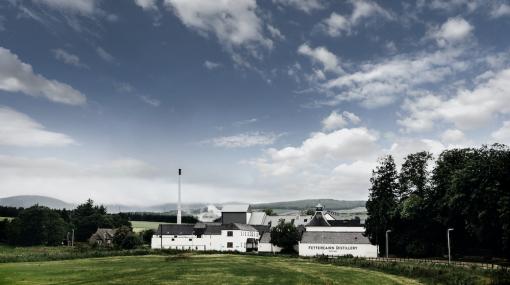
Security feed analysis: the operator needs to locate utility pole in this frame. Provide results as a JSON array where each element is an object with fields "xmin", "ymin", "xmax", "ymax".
[
  {"xmin": 447, "ymin": 228, "xmax": 454, "ymax": 264},
  {"xmin": 385, "ymin": 230, "xmax": 391, "ymax": 258},
  {"xmin": 160, "ymin": 223, "xmax": 163, "ymax": 250},
  {"xmin": 177, "ymin": 168, "xmax": 182, "ymax": 224},
  {"xmin": 71, "ymin": 229, "xmax": 75, "ymax": 247}
]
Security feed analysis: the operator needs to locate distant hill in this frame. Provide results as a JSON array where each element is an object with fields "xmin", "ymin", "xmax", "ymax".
[
  {"xmin": 0, "ymin": 195, "xmax": 75, "ymax": 209},
  {"xmin": 251, "ymin": 199, "xmax": 366, "ymax": 210}
]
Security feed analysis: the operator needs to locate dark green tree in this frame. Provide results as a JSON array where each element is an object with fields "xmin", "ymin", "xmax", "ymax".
[
  {"xmin": 141, "ymin": 229, "xmax": 155, "ymax": 244},
  {"xmin": 6, "ymin": 205, "xmax": 68, "ymax": 246},
  {"xmin": 270, "ymin": 220, "xmax": 300, "ymax": 253},
  {"xmin": 263, "ymin": 208, "xmax": 275, "ymax": 216},
  {"xmin": 365, "ymin": 155, "xmax": 398, "ymax": 256}
]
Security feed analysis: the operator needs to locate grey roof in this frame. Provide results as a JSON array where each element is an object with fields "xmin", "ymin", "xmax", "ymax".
[
  {"xmin": 260, "ymin": 232, "xmax": 271, "ymax": 243},
  {"xmin": 251, "ymin": 225, "xmax": 270, "ymax": 235},
  {"xmin": 221, "ymin": 204, "xmax": 251, "ymax": 212},
  {"xmin": 300, "ymin": 231, "xmax": 371, "ymax": 244},
  {"xmin": 306, "ymin": 212, "xmax": 331, "ymax": 227}
]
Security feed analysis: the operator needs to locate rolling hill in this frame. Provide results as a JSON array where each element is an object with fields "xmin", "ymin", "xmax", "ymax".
[
  {"xmin": 0, "ymin": 195, "xmax": 75, "ymax": 209},
  {"xmin": 251, "ymin": 199, "xmax": 366, "ymax": 210}
]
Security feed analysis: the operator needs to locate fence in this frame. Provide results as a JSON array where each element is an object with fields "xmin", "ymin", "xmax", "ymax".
[{"xmin": 353, "ymin": 256, "xmax": 507, "ymax": 270}]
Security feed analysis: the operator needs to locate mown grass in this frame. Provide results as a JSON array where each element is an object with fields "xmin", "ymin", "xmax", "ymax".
[{"xmin": 0, "ymin": 254, "xmax": 420, "ymax": 285}]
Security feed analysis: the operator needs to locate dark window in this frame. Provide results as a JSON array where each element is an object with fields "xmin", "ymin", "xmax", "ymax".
[
  {"xmin": 304, "ymin": 219, "xmax": 308, "ymax": 222},
  {"xmin": 197, "ymin": 235, "xmax": 202, "ymax": 238},
  {"xmin": 227, "ymin": 242, "xmax": 233, "ymax": 248},
  {"xmin": 171, "ymin": 238, "xmax": 175, "ymax": 241},
  {"xmin": 174, "ymin": 235, "xmax": 177, "ymax": 238},
  {"xmin": 189, "ymin": 238, "xmax": 192, "ymax": 241},
  {"xmin": 227, "ymin": 231, "xmax": 233, "ymax": 237}
]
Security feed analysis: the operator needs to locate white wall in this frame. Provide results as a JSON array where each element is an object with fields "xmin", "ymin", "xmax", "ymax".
[
  {"xmin": 298, "ymin": 243, "xmax": 377, "ymax": 257},
  {"xmin": 151, "ymin": 230, "xmax": 259, "ymax": 252},
  {"xmin": 305, "ymin": 227, "xmax": 365, "ymax": 232},
  {"xmin": 258, "ymin": 242, "xmax": 282, "ymax": 253}
]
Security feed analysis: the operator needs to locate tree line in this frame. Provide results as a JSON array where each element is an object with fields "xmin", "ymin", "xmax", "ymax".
[
  {"xmin": 123, "ymin": 212, "xmax": 198, "ymax": 224},
  {"xmin": 365, "ymin": 144, "xmax": 510, "ymax": 259},
  {"xmin": 0, "ymin": 199, "xmax": 130, "ymax": 246}
]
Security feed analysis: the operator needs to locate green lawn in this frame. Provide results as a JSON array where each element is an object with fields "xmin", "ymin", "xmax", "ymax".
[
  {"xmin": 131, "ymin": 220, "xmax": 164, "ymax": 232},
  {"xmin": 0, "ymin": 217, "xmax": 13, "ymax": 221},
  {"xmin": 0, "ymin": 254, "xmax": 420, "ymax": 285}
]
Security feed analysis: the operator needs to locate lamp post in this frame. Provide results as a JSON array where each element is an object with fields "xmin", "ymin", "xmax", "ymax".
[
  {"xmin": 447, "ymin": 228, "xmax": 454, "ymax": 264},
  {"xmin": 385, "ymin": 230, "xmax": 391, "ymax": 258}
]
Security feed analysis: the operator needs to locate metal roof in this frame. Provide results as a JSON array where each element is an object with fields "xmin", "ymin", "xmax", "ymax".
[
  {"xmin": 221, "ymin": 204, "xmax": 251, "ymax": 212},
  {"xmin": 300, "ymin": 231, "xmax": 371, "ymax": 244},
  {"xmin": 156, "ymin": 224, "xmax": 195, "ymax": 235},
  {"xmin": 306, "ymin": 212, "xmax": 331, "ymax": 227},
  {"xmin": 248, "ymin": 212, "xmax": 266, "ymax": 225}
]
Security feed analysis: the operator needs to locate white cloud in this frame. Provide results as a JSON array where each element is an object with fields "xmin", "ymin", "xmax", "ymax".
[
  {"xmin": 267, "ymin": 24, "xmax": 285, "ymax": 41},
  {"xmin": 399, "ymin": 68, "xmax": 510, "ymax": 132},
  {"xmin": 441, "ymin": 129, "xmax": 465, "ymax": 143},
  {"xmin": 33, "ymin": 0, "xmax": 97, "ymax": 15},
  {"xmin": 322, "ymin": 111, "xmax": 361, "ymax": 131},
  {"xmin": 52, "ymin": 48, "xmax": 87, "ymax": 68},
  {"xmin": 233, "ymin": 118, "xmax": 258, "ymax": 127},
  {"xmin": 0, "ymin": 47, "xmax": 86, "ymax": 105},
  {"xmin": 324, "ymin": 47, "xmax": 466, "ymax": 108},
  {"xmin": 491, "ymin": 3, "xmax": 510, "ymax": 18},
  {"xmin": 204, "ymin": 60, "xmax": 221, "ymax": 70},
  {"xmin": 253, "ymin": 127, "xmax": 378, "ymax": 175},
  {"xmin": 134, "ymin": 0, "xmax": 158, "ymax": 11},
  {"xmin": 491, "ymin": 121, "xmax": 510, "ymax": 145},
  {"xmin": 206, "ymin": 132, "xmax": 280, "ymax": 148},
  {"xmin": 320, "ymin": 0, "xmax": 393, "ymax": 37},
  {"xmin": 164, "ymin": 0, "xmax": 272, "ymax": 51},
  {"xmin": 96, "ymin": 47, "xmax": 115, "ymax": 62},
  {"xmin": 430, "ymin": 17, "xmax": 474, "ymax": 46},
  {"xmin": 139, "ymin": 95, "xmax": 161, "ymax": 107},
  {"xmin": 0, "ymin": 106, "xmax": 75, "ymax": 147},
  {"xmin": 271, "ymin": 0, "xmax": 324, "ymax": 13},
  {"xmin": 298, "ymin": 44, "xmax": 341, "ymax": 74}
]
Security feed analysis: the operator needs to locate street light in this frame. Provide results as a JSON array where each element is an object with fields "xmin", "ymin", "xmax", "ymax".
[
  {"xmin": 447, "ymin": 228, "xmax": 454, "ymax": 264},
  {"xmin": 385, "ymin": 230, "xmax": 392, "ymax": 258}
]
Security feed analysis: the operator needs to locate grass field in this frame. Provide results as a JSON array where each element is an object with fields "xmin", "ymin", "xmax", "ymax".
[
  {"xmin": 0, "ymin": 254, "xmax": 420, "ymax": 285},
  {"xmin": 0, "ymin": 217, "xmax": 13, "ymax": 221},
  {"xmin": 131, "ymin": 220, "xmax": 163, "ymax": 232}
]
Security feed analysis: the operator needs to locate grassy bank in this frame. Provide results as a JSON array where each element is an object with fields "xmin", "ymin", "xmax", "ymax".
[
  {"xmin": 0, "ymin": 254, "xmax": 419, "ymax": 285},
  {"xmin": 315, "ymin": 256, "xmax": 510, "ymax": 285}
]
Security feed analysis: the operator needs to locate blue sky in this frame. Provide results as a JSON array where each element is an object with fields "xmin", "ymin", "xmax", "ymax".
[{"xmin": 1, "ymin": 0, "xmax": 510, "ymax": 205}]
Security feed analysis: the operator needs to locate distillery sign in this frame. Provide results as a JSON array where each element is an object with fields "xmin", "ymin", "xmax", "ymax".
[{"xmin": 308, "ymin": 245, "xmax": 358, "ymax": 250}]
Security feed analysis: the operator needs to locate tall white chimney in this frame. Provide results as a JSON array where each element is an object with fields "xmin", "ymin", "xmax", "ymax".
[{"xmin": 177, "ymin": 168, "xmax": 182, "ymax": 224}]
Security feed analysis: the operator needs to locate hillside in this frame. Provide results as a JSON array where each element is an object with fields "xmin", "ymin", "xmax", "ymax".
[
  {"xmin": 251, "ymin": 199, "xmax": 366, "ymax": 210},
  {"xmin": 0, "ymin": 195, "xmax": 75, "ymax": 209}
]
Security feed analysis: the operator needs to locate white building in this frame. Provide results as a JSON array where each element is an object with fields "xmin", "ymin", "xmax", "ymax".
[
  {"xmin": 298, "ymin": 204, "xmax": 377, "ymax": 257},
  {"xmin": 151, "ymin": 223, "xmax": 260, "ymax": 252}
]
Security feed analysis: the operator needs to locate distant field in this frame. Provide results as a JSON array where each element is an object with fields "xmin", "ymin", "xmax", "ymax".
[
  {"xmin": 0, "ymin": 217, "xmax": 13, "ymax": 221},
  {"xmin": 0, "ymin": 255, "xmax": 419, "ymax": 285},
  {"xmin": 131, "ymin": 220, "xmax": 165, "ymax": 232}
]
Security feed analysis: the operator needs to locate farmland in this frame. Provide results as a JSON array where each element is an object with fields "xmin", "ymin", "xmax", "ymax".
[
  {"xmin": 0, "ymin": 254, "xmax": 419, "ymax": 285},
  {"xmin": 131, "ymin": 220, "xmax": 162, "ymax": 233}
]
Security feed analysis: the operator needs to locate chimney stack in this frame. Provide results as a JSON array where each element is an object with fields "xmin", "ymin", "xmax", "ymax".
[{"xmin": 177, "ymin": 168, "xmax": 182, "ymax": 224}]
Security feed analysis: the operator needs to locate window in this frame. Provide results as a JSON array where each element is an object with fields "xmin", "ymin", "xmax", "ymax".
[
  {"xmin": 171, "ymin": 238, "xmax": 175, "ymax": 241},
  {"xmin": 227, "ymin": 231, "xmax": 233, "ymax": 237},
  {"xmin": 189, "ymin": 238, "xmax": 192, "ymax": 241},
  {"xmin": 227, "ymin": 242, "xmax": 233, "ymax": 248},
  {"xmin": 304, "ymin": 219, "xmax": 308, "ymax": 222}
]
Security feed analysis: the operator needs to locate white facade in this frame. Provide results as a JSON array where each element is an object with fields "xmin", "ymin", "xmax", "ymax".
[
  {"xmin": 298, "ymin": 243, "xmax": 377, "ymax": 257},
  {"xmin": 151, "ymin": 228, "xmax": 259, "ymax": 252}
]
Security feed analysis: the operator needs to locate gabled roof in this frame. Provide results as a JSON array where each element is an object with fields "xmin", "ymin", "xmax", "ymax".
[
  {"xmin": 221, "ymin": 204, "xmax": 251, "ymax": 212},
  {"xmin": 306, "ymin": 212, "xmax": 331, "ymax": 227},
  {"xmin": 248, "ymin": 212, "xmax": 266, "ymax": 225},
  {"xmin": 301, "ymin": 231, "xmax": 370, "ymax": 244}
]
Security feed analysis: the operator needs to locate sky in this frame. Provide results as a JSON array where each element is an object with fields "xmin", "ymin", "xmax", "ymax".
[{"xmin": 1, "ymin": 0, "xmax": 510, "ymax": 206}]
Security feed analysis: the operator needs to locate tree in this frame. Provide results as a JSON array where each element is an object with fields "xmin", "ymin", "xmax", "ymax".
[
  {"xmin": 6, "ymin": 205, "xmax": 68, "ymax": 246},
  {"xmin": 270, "ymin": 220, "xmax": 300, "ymax": 253},
  {"xmin": 141, "ymin": 229, "xmax": 155, "ymax": 244},
  {"xmin": 263, "ymin": 208, "xmax": 275, "ymax": 216},
  {"xmin": 113, "ymin": 226, "xmax": 141, "ymax": 249},
  {"xmin": 71, "ymin": 199, "xmax": 131, "ymax": 241},
  {"xmin": 398, "ymin": 151, "xmax": 432, "ymax": 200},
  {"xmin": 365, "ymin": 155, "xmax": 398, "ymax": 256}
]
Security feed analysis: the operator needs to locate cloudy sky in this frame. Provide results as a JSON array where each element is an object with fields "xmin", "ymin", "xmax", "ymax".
[{"xmin": 1, "ymin": 0, "xmax": 510, "ymax": 205}]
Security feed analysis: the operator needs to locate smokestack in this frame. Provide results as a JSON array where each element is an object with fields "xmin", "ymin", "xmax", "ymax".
[{"xmin": 177, "ymin": 168, "xmax": 182, "ymax": 224}]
